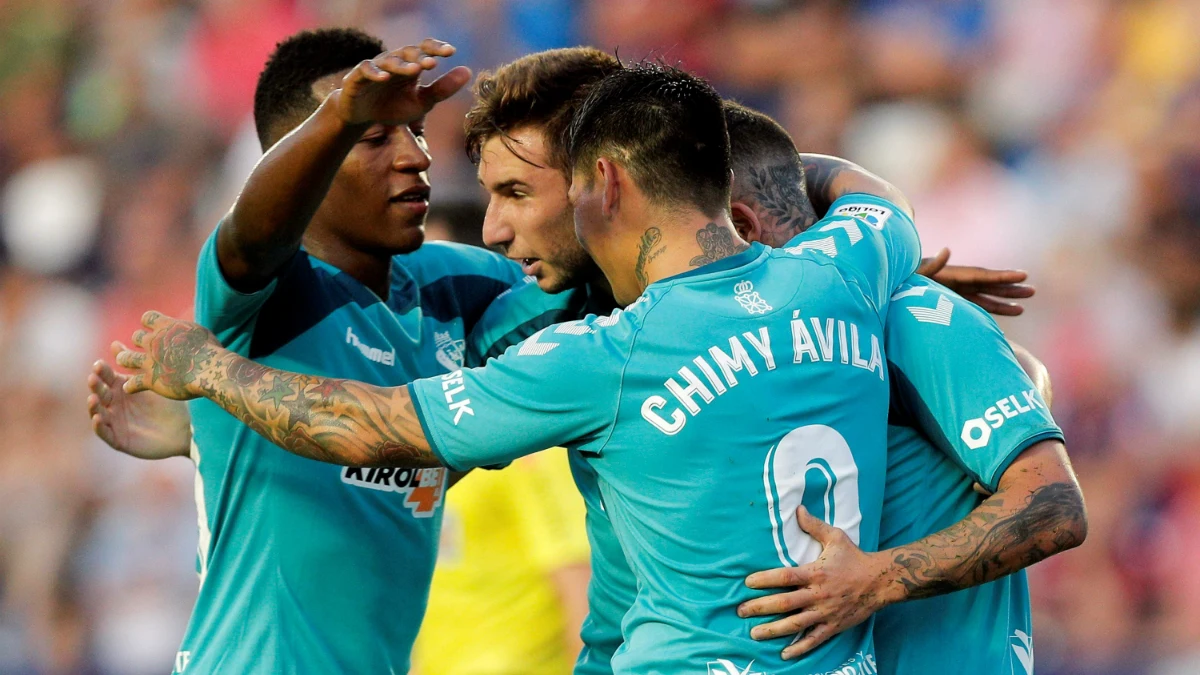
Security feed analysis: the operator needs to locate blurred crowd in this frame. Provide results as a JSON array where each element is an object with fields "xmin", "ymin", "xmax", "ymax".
[{"xmin": 1, "ymin": 0, "xmax": 1198, "ymax": 673}]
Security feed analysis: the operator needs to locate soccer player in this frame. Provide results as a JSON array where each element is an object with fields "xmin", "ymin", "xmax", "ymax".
[
  {"xmin": 90, "ymin": 30, "xmax": 532, "ymax": 674},
  {"xmin": 116, "ymin": 62, "xmax": 921, "ymax": 674},
  {"xmin": 720, "ymin": 103, "xmax": 1085, "ymax": 671},
  {"xmin": 462, "ymin": 52, "xmax": 1083, "ymax": 673}
]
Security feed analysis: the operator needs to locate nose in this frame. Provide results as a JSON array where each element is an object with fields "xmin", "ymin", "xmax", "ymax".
[
  {"xmin": 392, "ymin": 127, "xmax": 432, "ymax": 173},
  {"xmin": 481, "ymin": 198, "xmax": 514, "ymax": 249}
]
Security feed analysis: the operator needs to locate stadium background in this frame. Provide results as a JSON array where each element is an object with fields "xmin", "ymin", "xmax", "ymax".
[{"xmin": 0, "ymin": 0, "xmax": 1198, "ymax": 673}]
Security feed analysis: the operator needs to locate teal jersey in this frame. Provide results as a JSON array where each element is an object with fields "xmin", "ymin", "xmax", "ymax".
[
  {"xmin": 178, "ymin": 229, "xmax": 522, "ymax": 674},
  {"xmin": 413, "ymin": 195, "xmax": 921, "ymax": 675},
  {"xmin": 875, "ymin": 275, "xmax": 1062, "ymax": 675},
  {"xmin": 465, "ymin": 280, "xmax": 633, "ymax": 675}
]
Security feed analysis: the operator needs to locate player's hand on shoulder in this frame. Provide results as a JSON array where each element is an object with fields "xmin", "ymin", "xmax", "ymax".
[
  {"xmin": 738, "ymin": 507, "xmax": 898, "ymax": 660},
  {"xmin": 916, "ymin": 247, "xmax": 1035, "ymax": 316},
  {"xmin": 88, "ymin": 356, "xmax": 192, "ymax": 460},
  {"xmin": 331, "ymin": 38, "xmax": 471, "ymax": 128}
]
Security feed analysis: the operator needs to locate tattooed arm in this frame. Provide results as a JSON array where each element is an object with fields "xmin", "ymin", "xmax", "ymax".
[
  {"xmin": 798, "ymin": 153, "xmax": 914, "ymax": 219},
  {"xmin": 884, "ymin": 440, "xmax": 1084, "ymax": 598},
  {"xmin": 739, "ymin": 439, "xmax": 1085, "ymax": 658},
  {"xmin": 116, "ymin": 312, "xmax": 440, "ymax": 468}
]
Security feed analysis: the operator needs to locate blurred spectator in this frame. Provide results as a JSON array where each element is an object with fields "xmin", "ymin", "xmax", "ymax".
[{"xmin": 0, "ymin": 2, "xmax": 1196, "ymax": 673}]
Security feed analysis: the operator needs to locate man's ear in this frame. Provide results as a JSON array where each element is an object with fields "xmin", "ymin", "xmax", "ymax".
[
  {"xmin": 731, "ymin": 201, "xmax": 765, "ymax": 244},
  {"xmin": 598, "ymin": 157, "xmax": 620, "ymax": 219}
]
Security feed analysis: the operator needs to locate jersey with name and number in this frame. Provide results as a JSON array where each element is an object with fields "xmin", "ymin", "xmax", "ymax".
[
  {"xmin": 413, "ymin": 194, "xmax": 920, "ymax": 675},
  {"xmin": 177, "ymin": 228, "xmax": 522, "ymax": 674}
]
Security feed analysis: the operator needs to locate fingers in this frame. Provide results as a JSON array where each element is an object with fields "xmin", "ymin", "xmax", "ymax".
[
  {"xmin": 375, "ymin": 40, "xmax": 457, "ymax": 79},
  {"xmin": 738, "ymin": 587, "xmax": 818, "ymax": 618},
  {"xmin": 975, "ymin": 283, "xmax": 1035, "ymax": 299},
  {"xmin": 746, "ymin": 565, "xmax": 809, "ymax": 590},
  {"xmin": 114, "ymin": 342, "xmax": 146, "ymax": 371},
  {"xmin": 124, "ymin": 374, "xmax": 147, "ymax": 394},
  {"xmin": 419, "ymin": 66, "xmax": 472, "ymax": 106},
  {"xmin": 749, "ymin": 610, "xmax": 822, "ymax": 642},
  {"xmin": 781, "ymin": 622, "xmax": 838, "ymax": 660},
  {"xmin": 141, "ymin": 310, "xmax": 164, "ymax": 328},
  {"xmin": 133, "ymin": 330, "xmax": 148, "ymax": 348},
  {"xmin": 916, "ymin": 247, "xmax": 950, "ymax": 277},
  {"xmin": 938, "ymin": 265, "xmax": 1028, "ymax": 285},
  {"xmin": 795, "ymin": 506, "xmax": 840, "ymax": 545},
  {"xmin": 88, "ymin": 372, "xmax": 112, "ymax": 405},
  {"xmin": 966, "ymin": 294, "xmax": 1025, "ymax": 317},
  {"xmin": 91, "ymin": 412, "xmax": 118, "ymax": 447}
]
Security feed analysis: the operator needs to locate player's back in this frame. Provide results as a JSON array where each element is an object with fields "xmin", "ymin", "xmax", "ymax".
[
  {"xmin": 593, "ymin": 244, "xmax": 888, "ymax": 675},
  {"xmin": 875, "ymin": 275, "xmax": 1060, "ymax": 674},
  {"xmin": 180, "ymin": 234, "xmax": 521, "ymax": 674}
]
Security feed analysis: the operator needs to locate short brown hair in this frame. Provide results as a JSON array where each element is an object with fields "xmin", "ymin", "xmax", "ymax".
[{"xmin": 464, "ymin": 47, "xmax": 620, "ymax": 175}]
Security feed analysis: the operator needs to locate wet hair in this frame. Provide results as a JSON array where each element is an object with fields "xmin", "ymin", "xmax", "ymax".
[{"xmin": 567, "ymin": 61, "xmax": 731, "ymax": 217}]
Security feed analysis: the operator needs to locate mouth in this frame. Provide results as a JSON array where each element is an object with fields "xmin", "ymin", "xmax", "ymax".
[
  {"xmin": 389, "ymin": 185, "xmax": 431, "ymax": 209},
  {"xmin": 513, "ymin": 257, "xmax": 542, "ymax": 276}
]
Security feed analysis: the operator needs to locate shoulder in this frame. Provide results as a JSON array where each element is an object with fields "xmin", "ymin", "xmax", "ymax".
[
  {"xmin": 394, "ymin": 241, "xmax": 523, "ymax": 287},
  {"xmin": 886, "ymin": 275, "xmax": 999, "ymax": 337}
]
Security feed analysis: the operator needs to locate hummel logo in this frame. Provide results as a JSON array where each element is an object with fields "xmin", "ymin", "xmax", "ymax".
[{"xmin": 346, "ymin": 327, "xmax": 395, "ymax": 365}]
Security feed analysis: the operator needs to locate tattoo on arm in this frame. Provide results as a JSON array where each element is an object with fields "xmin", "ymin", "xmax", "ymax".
[
  {"xmin": 748, "ymin": 164, "xmax": 819, "ymax": 243},
  {"xmin": 195, "ymin": 350, "xmax": 440, "ymax": 468},
  {"xmin": 800, "ymin": 155, "xmax": 848, "ymax": 216},
  {"xmin": 689, "ymin": 222, "xmax": 749, "ymax": 268},
  {"xmin": 888, "ymin": 481, "xmax": 1087, "ymax": 600},
  {"xmin": 634, "ymin": 227, "xmax": 665, "ymax": 287}
]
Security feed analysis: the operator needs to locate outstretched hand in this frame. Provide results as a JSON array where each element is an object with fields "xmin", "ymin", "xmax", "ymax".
[
  {"xmin": 88, "ymin": 351, "xmax": 193, "ymax": 459},
  {"xmin": 917, "ymin": 247, "xmax": 1035, "ymax": 316},
  {"xmin": 738, "ymin": 507, "xmax": 898, "ymax": 660},
  {"xmin": 115, "ymin": 311, "xmax": 224, "ymax": 401},
  {"xmin": 332, "ymin": 38, "xmax": 471, "ymax": 128}
]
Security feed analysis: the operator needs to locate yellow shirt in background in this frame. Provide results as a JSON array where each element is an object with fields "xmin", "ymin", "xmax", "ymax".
[{"xmin": 413, "ymin": 449, "xmax": 591, "ymax": 675}]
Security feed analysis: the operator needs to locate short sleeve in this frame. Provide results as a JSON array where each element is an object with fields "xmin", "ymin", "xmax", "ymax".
[
  {"xmin": 783, "ymin": 194, "xmax": 921, "ymax": 316},
  {"xmin": 194, "ymin": 223, "xmax": 278, "ymax": 343},
  {"xmin": 886, "ymin": 278, "xmax": 1064, "ymax": 492},
  {"xmin": 410, "ymin": 312, "xmax": 633, "ymax": 471}
]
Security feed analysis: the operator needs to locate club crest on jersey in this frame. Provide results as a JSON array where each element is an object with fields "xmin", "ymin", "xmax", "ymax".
[
  {"xmin": 734, "ymin": 280, "xmax": 773, "ymax": 315},
  {"xmin": 340, "ymin": 466, "xmax": 447, "ymax": 517},
  {"xmin": 434, "ymin": 330, "xmax": 465, "ymax": 371}
]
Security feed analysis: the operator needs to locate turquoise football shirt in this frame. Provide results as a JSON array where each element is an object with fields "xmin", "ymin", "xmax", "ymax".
[
  {"xmin": 176, "ymin": 229, "xmax": 522, "ymax": 674},
  {"xmin": 413, "ymin": 195, "xmax": 920, "ymax": 674},
  {"xmin": 875, "ymin": 275, "xmax": 1062, "ymax": 675}
]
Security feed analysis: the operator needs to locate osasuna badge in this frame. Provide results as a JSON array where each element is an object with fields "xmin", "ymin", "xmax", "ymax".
[{"xmin": 434, "ymin": 330, "xmax": 465, "ymax": 372}]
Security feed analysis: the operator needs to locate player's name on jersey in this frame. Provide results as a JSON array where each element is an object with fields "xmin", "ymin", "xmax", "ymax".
[{"xmin": 641, "ymin": 313, "xmax": 883, "ymax": 435}]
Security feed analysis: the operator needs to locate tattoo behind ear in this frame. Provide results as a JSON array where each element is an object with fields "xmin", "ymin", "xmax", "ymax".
[{"xmin": 635, "ymin": 227, "xmax": 666, "ymax": 286}]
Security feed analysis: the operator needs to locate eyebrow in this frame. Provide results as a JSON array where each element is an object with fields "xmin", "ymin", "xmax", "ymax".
[{"xmin": 480, "ymin": 178, "xmax": 528, "ymax": 193}]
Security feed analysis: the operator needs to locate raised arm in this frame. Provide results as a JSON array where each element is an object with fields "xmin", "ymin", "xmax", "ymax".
[
  {"xmin": 115, "ymin": 312, "xmax": 438, "ymax": 468},
  {"xmin": 799, "ymin": 153, "xmax": 914, "ymax": 219},
  {"xmin": 217, "ymin": 39, "xmax": 469, "ymax": 291}
]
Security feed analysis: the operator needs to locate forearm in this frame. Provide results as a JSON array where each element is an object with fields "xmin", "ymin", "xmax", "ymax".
[
  {"xmin": 880, "ymin": 440, "xmax": 1086, "ymax": 602},
  {"xmin": 222, "ymin": 97, "xmax": 367, "ymax": 287},
  {"xmin": 799, "ymin": 154, "xmax": 914, "ymax": 219},
  {"xmin": 185, "ymin": 346, "xmax": 438, "ymax": 468}
]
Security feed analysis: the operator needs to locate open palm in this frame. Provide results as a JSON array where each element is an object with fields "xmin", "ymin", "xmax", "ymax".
[{"xmin": 88, "ymin": 355, "xmax": 192, "ymax": 460}]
